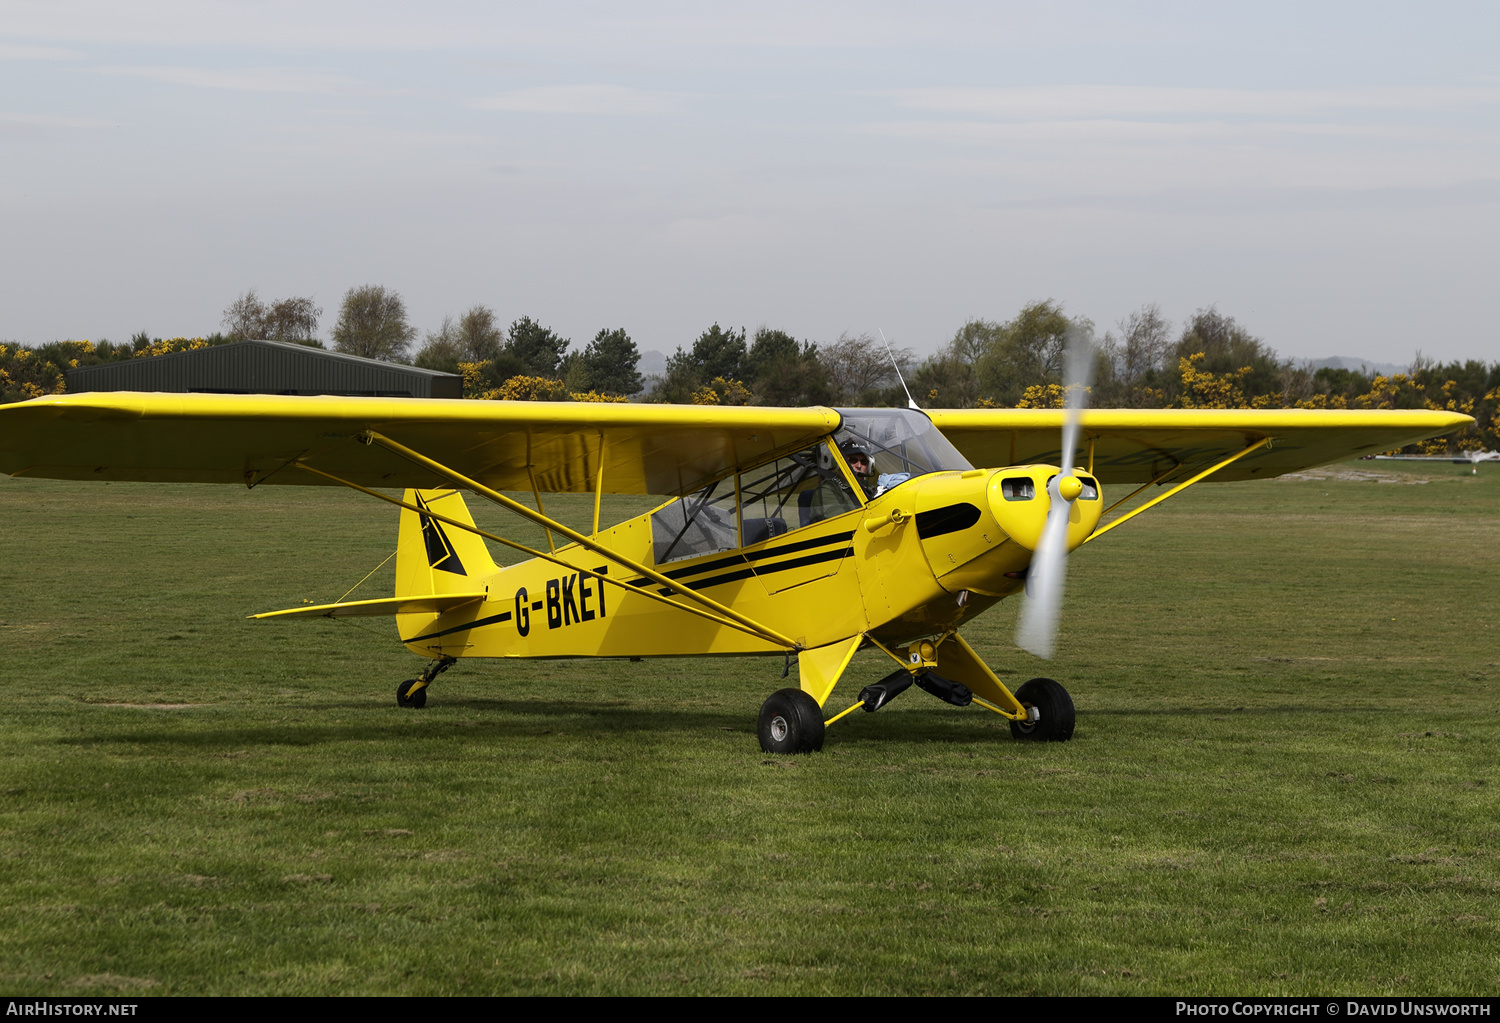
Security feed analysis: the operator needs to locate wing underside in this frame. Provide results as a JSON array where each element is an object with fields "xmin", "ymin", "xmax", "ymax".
[
  {"xmin": 0, "ymin": 393, "xmax": 843, "ymax": 497},
  {"xmin": 928, "ymin": 408, "xmax": 1473, "ymax": 483}
]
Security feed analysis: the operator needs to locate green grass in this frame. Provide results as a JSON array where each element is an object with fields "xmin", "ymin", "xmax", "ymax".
[{"xmin": 0, "ymin": 461, "xmax": 1496, "ymax": 995}]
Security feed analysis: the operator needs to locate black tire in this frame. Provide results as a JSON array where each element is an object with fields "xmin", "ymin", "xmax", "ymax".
[
  {"xmin": 396, "ymin": 679, "xmax": 428, "ymax": 709},
  {"xmin": 757, "ymin": 688, "xmax": 826, "ymax": 754},
  {"xmin": 1009, "ymin": 677, "xmax": 1074, "ymax": 741}
]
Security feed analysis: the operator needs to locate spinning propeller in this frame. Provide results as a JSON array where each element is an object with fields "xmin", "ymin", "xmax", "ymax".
[{"xmin": 1014, "ymin": 329, "xmax": 1095, "ymax": 659}]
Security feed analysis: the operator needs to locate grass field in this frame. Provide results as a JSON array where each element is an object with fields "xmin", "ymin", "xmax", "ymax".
[{"xmin": 0, "ymin": 460, "xmax": 1496, "ymax": 996}]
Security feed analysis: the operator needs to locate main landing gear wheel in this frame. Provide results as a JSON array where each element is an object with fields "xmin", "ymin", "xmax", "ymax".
[
  {"xmin": 758, "ymin": 688, "xmax": 825, "ymax": 754},
  {"xmin": 1009, "ymin": 677, "xmax": 1074, "ymax": 742}
]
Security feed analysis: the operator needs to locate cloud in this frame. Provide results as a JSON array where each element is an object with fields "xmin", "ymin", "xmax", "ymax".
[
  {"xmin": 658, "ymin": 212, "xmax": 786, "ymax": 247},
  {"xmin": 988, "ymin": 180, "xmax": 1500, "ymax": 216},
  {"xmin": 862, "ymin": 118, "xmax": 1449, "ymax": 145},
  {"xmin": 876, "ymin": 85, "xmax": 1500, "ymax": 120},
  {"xmin": 0, "ymin": 43, "xmax": 85, "ymax": 60},
  {"xmin": 0, "ymin": 3, "xmax": 1068, "ymax": 53},
  {"xmin": 473, "ymin": 84, "xmax": 685, "ymax": 116},
  {"xmin": 92, "ymin": 65, "xmax": 370, "ymax": 94},
  {"xmin": 0, "ymin": 113, "xmax": 110, "ymax": 128},
  {"xmin": 0, "ymin": 112, "xmax": 111, "ymax": 140}
]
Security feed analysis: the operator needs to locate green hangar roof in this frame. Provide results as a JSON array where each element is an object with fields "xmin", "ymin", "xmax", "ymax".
[{"xmin": 66, "ymin": 339, "xmax": 463, "ymax": 399}]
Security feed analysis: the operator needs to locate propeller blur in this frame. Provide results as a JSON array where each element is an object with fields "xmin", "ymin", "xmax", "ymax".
[{"xmin": 1015, "ymin": 328, "xmax": 1096, "ymax": 659}]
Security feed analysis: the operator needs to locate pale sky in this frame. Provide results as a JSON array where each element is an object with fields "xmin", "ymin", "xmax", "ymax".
[{"xmin": 3, "ymin": 1, "xmax": 1497, "ymax": 366}]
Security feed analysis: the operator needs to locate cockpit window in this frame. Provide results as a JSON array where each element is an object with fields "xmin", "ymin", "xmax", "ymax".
[
  {"xmin": 833, "ymin": 408, "xmax": 973, "ymax": 497},
  {"xmin": 651, "ymin": 440, "xmax": 862, "ymax": 564},
  {"xmin": 740, "ymin": 442, "xmax": 862, "ymax": 534},
  {"xmin": 651, "ymin": 477, "xmax": 738, "ymax": 564}
]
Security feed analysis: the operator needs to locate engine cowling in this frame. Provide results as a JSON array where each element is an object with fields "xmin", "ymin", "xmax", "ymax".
[{"xmin": 909, "ymin": 466, "xmax": 1103, "ymax": 596}]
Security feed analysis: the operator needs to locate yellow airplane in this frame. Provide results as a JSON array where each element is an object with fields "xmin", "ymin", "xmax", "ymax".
[{"xmin": 0, "ymin": 389, "xmax": 1469, "ymax": 753}]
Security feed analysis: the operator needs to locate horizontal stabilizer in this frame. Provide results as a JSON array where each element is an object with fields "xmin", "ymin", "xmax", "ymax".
[{"xmin": 250, "ymin": 592, "xmax": 486, "ymax": 621}]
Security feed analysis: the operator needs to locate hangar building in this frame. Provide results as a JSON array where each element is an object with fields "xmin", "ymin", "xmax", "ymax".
[{"xmin": 66, "ymin": 339, "xmax": 463, "ymax": 399}]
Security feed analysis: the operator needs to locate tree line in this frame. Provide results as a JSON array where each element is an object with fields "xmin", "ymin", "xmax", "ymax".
[
  {"xmin": 219, "ymin": 286, "xmax": 648, "ymax": 401},
  {"xmin": 2, "ymin": 286, "xmax": 1495, "ymax": 452}
]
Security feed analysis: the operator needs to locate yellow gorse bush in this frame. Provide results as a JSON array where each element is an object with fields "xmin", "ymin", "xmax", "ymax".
[
  {"xmin": 457, "ymin": 366, "xmax": 630, "ymax": 403},
  {"xmin": 1175, "ymin": 353, "xmax": 1252, "ymax": 409},
  {"xmin": 689, "ymin": 377, "xmax": 753, "ymax": 406},
  {"xmin": 494, "ymin": 375, "xmax": 572, "ymax": 402},
  {"xmin": 133, "ymin": 337, "xmax": 211, "ymax": 359},
  {"xmin": 1014, "ymin": 382, "xmax": 1091, "ymax": 409},
  {"xmin": 1015, "ymin": 383, "xmax": 1063, "ymax": 409},
  {"xmin": 1, "ymin": 341, "xmax": 68, "ymax": 400}
]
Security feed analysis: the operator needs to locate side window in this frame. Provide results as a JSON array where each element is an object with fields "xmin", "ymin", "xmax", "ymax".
[
  {"xmin": 650, "ymin": 441, "xmax": 867, "ymax": 564},
  {"xmin": 739, "ymin": 442, "xmax": 861, "ymax": 541},
  {"xmin": 651, "ymin": 477, "xmax": 739, "ymax": 565}
]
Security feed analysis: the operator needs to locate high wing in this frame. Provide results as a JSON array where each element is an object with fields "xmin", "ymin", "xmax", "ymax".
[
  {"xmin": 0, "ymin": 393, "xmax": 841, "ymax": 496},
  {"xmin": 927, "ymin": 408, "xmax": 1474, "ymax": 483},
  {"xmin": 0, "ymin": 394, "xmax": 1470, "ymax": 495}
]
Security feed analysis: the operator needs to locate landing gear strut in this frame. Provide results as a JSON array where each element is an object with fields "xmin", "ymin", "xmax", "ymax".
[
  {"xmin": 396, "ymin": 656, "xmax": 457, "ymax": 709},
  {"xmin": 815, "ymin": 668, "xmax": 1075, "ymax": 746}
]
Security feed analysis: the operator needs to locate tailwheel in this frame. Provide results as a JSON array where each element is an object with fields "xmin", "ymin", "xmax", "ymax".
[
  {"xmin": 395, "ymin": 656, "xmax": 455, "ymax": 709},
  {"xmin": 758, "ymin": 688, "xmax": 825, "ymax": 754},
  {"xmin": 1009, "ymin": 677, "xmax": 1075, "ymax": 742}
]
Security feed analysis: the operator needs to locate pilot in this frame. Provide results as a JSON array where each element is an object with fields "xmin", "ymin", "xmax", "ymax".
[
  {"xmin": 799, "ymin": 440, "xmax": 875, "ymax": 525},
  {"xmin": 840, "ymin": 441, "xmax": 877, "ymax": 500},
  {"xmin": 846, "ymin": 440, "xmax": 913, "ymax": 498}
]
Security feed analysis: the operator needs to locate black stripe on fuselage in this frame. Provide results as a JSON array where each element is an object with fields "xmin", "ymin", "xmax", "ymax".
[
  {"xmin": 409, "ymin": 531, "xmax": 856, "ymax": 641},
  {"xmin": 411, "ymin": 610, "xmax": 512, "ymax": 642},
  {"xmin": 651, "ymin": 545, "xmax": 854, "ymax": 595},
  {"xmin": 745, "ymin": 530, "xmax": 855, "ymax": 563},
  {"xmin": 625, "ymin": 530, "xmax": 856, "ymax": 589}
]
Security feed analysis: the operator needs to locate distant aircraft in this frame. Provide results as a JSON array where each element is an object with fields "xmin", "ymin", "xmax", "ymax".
[
  {"xmin": 1374, "ymin": 450, "xmax": 1498, "ymax": 474},
  {"xmin": 0, "ymin": 375, "xmax": 1468, "ymax": 753}
]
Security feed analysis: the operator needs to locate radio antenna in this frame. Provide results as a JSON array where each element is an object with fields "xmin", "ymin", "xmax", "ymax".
[{"xmin": 879, "ymin": 328, "xmax": 920, "ymax": 410}]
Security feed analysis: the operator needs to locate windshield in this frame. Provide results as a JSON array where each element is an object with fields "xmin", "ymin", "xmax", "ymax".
[{"xmin": 833, "ymin": 408, "xmax": 972, "ymax": 494}]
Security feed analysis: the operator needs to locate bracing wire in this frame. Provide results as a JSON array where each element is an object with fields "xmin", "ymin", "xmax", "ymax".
[
  {"xmin": 335, "ymin": 542, "xmax": 406, "ymax": 604},
  {"xmin": 878, "ymin": 328, "xmax": 919, "ymax": 410}
]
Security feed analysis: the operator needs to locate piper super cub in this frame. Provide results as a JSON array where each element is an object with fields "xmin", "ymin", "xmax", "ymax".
[{"xmin": 0, "ymin": 385, "xmax": 1467, "ymax": 753}]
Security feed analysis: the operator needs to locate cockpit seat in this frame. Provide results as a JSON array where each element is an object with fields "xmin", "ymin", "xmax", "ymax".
[
  {"xmin": 742, "ymin": 516, "xmax": 789, "ymax": 546},
  {"xmin": 797, "ymin": 490, "xmax": 816, "ymax": 527}
]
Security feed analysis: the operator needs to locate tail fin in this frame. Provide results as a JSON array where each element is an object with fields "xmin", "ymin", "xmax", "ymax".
[{"xmin": 396, "ymin": 488, "xmax": 500, "ymax": 597}]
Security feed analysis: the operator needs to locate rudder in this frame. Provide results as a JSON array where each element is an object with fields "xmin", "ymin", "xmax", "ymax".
[{"xmin": 396, "ymin": 489, "xmax": 499, "ymax": 597}]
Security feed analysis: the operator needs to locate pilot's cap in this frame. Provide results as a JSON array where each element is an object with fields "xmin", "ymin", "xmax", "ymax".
[{"xmin": 839, "ymin": 440, "xmax": 873, "ymax": 472}]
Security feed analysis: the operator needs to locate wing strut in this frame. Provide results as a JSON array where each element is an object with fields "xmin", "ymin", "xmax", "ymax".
[
  {"xmin": 307, "ymin": 432, "xmax": 801, "ymax": 651},
  {"xmin": 592, "ymin": 431, "xmax": 606, "ymax": 536},
  {"xmin": 1084, "ymin": 436, "xmax": 1273, "ymax": 545},
  {"xmin": 295, "ymin": 461, "xmax": 796, "ymax": 650},
  {"xmin": 1098, "ymin": 460, "xmax": 1185, "ymax": 519}
]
